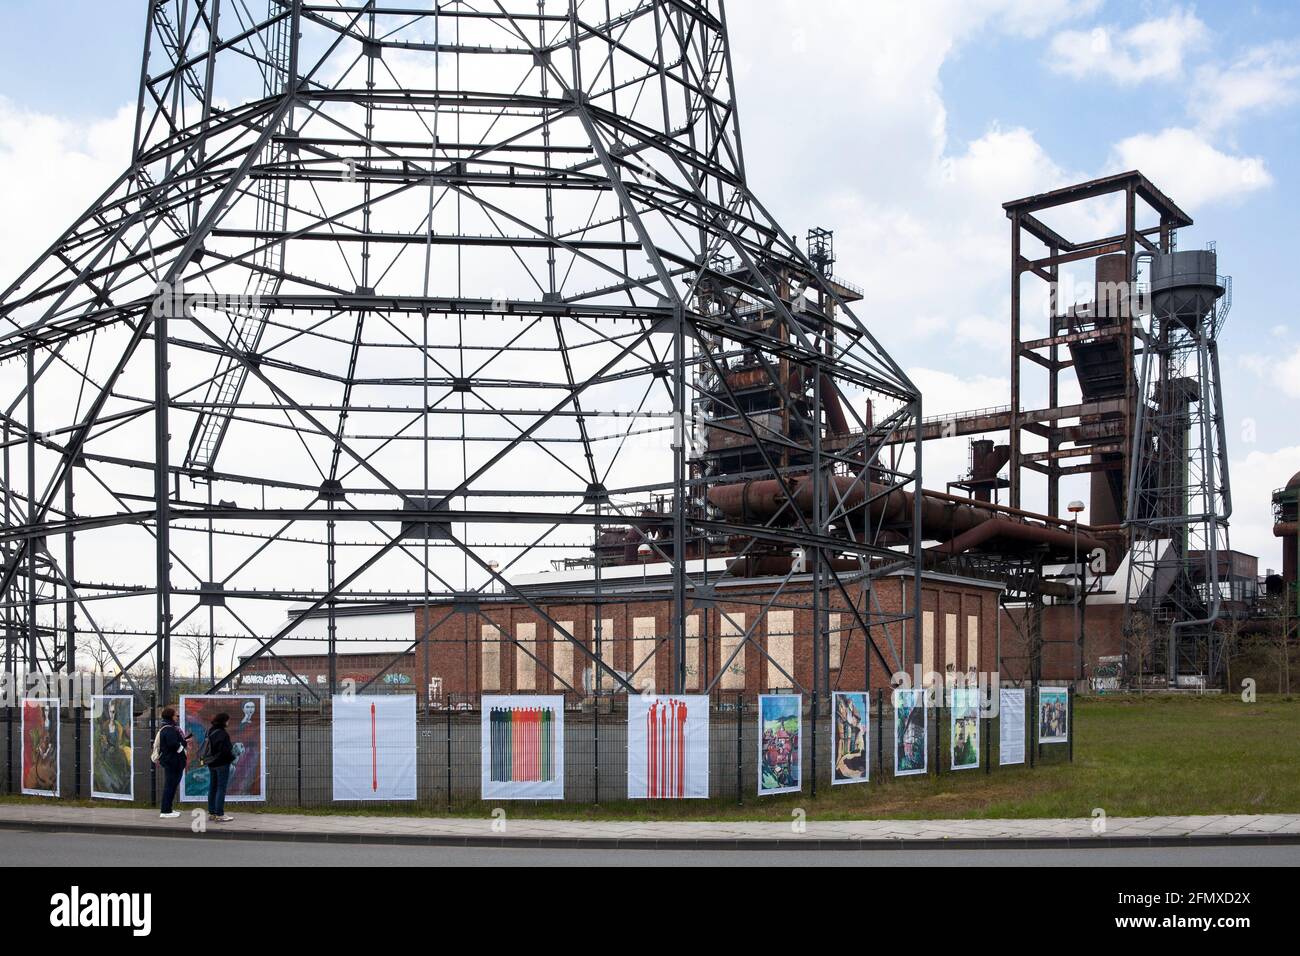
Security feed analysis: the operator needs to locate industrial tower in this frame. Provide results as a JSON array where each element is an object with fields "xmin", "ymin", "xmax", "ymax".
[{"xmin": 0, "ymin": 2, "xmax": 923, "ymax": 704}]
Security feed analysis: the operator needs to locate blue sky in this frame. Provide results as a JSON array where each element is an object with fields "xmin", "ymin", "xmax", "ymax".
[{"xmin": 0, "ymin": 0, "xmax": 1297, "ymax": 570}]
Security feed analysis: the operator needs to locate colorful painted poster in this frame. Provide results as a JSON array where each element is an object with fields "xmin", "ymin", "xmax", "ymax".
[
  {"xmin": 950, "ymin": 687, "xmax": 979, "ymax": 770},
  {"xmin": 180, "ymin": 695, "xmax": 266, "ymax": 802},
  {"xmin": 90, "ymin": 695, "xmax": 134, "ymax": 800},
  {"xmin": 481, "ymin": 695, "xmax": 565, "ymax": 800},
  {"xmin": 893, "ymin": 688, "xmax": 927, "ymax": 777},
  {"xmin": 758, "ymin": 694, "xmax": 801, "ymax": 795},
  {"xmin": 20, "ymin": 698, "xmax": 59, "ymax": 797},
  {"xmin": 999, "ymin": 688, "xmax": 1026, "ymax": 766},
  {"xmin": 332, "ymin": 694, "xmax": 417, "ymax": 801},
  {"xmin": 627, "ymin": 695, "xmax": 709, "ymax": 799},
  {"xmin": 832, "ymin": 692, "xmax": 870, "ymax": 785},
  {"xmin": 1039, "ymin": 686, "xmax": 1069, "ymax": 744}
]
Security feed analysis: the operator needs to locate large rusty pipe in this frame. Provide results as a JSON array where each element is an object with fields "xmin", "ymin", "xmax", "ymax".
[{"xmin": 926, "ymin": 516, "xmax": 1103, "ymax": 557}]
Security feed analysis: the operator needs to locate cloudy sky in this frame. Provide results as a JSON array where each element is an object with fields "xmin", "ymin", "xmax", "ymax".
[{"xmin": 0, "ymin": 0, "xmax": 1297, "ymax": 573}]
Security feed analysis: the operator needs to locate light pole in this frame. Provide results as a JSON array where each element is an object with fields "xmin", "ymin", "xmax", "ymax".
[{"xmin": 1068, "ymin": 500, "xmax": 1086, "ymax": 684}]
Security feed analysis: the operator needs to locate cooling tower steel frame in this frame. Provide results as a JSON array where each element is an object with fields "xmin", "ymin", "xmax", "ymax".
[{"xmin": 0, "ymin": 1, "xmax": 923, "ymax": 706}]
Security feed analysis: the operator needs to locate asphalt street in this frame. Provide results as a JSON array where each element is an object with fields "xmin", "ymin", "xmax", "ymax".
[{"xmin": 3, "ymin": 829, "xmax": 1296, "ymax": 866}]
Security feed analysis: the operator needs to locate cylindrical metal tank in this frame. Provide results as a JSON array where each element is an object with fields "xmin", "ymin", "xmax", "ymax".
[
  {"xmin": 1095, "ymin": 253, "xmax": 1129, "ymax": 321},
  {"xmin": 1150, "ymin": 250, "xmax": 1225, "ymax": 331},
  {"xmin": 1276, "ymin": 470, "xmax": 1300, "ymax": 587}
]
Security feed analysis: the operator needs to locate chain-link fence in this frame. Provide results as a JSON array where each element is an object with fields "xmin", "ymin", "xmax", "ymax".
[{"xmin": 0, "ymin": 689, "xmax": 1070, "ymax": 810}]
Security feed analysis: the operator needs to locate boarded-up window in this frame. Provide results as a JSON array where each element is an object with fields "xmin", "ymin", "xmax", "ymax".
[
  {"xmin": 685, "ymin": 614, "xmax": 701, "ymax": 690},
  {"xmin": 922, "ymin": 610, "xmax": 935, "ymax": 685},
  {"xmin": 553, "ymin": 621, "xmax": 575, "ymax": 691},
  {"xmin": 516, "ymin": 622, "xmax": 537, "ymax": 691},
  {"xmin": 480, "ymin": 624, "xmax": 501, "ymax": 691},
  {"xmin": 828, "ymin": 612, "xmax": 842, "ymax": 670},
  {"xmin": 967, "ymin": 614, "xmax": 979, "ymax": 673},
  {"xmin": 590, "ymin": 617, "xmax": 615, "ymax": 693},
  {"xmin": 633, "ymin": 616, "xmax": 657, "ymax": 694},
  {"xmin": 945, "ymin": 613, "xmax": 958, "ymax": 675},
  {"xmin": 767, "ymin": 609, "xmax": 794, "ymax": 689},
  {"xmin": 720, "ymin": 612, "xmax": 746, "ymax": 690}
]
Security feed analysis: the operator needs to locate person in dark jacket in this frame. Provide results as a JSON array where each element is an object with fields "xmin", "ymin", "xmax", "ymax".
[
  {"xmin": 204, "ymin": 712, "xmax": 236, "ymax": 822},
  {"xmin": 157, "ymin": 707, "xmax": 191, "ymax": 819}
]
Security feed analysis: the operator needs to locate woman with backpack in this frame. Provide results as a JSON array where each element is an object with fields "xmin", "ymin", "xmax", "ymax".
[
  {"xmin": 153, "ymin": 707, "xmax": 191, "ymax": 819},
  {"xmin": 203, "ymin": 712, "xmax": 236, "ymax": 822}
]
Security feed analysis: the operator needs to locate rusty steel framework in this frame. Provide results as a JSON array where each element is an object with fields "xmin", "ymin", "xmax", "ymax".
[{"xmin": 0, "ymin": 1, "xmax": 923, "ymax": 705}]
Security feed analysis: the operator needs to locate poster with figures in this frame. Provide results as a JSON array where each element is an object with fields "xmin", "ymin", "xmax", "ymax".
[
  {"xmin": 332, "ymin": 694, "xmax": 417, "ymax": 801},
  {"xmin": 1039, "ymin": 686, "xmax": 1069, "ymax": 744},
  {"xmin": 950, "ymin": 687, "xmax": 979, "ymax": 770},
  {"xmin": 758, "ymin": 694, "xmax": 801, "ymax": 796},
  {"xmin": 627, "ymin": 695, "xmax": 709, "ymax": 799},
  {"xmin": 481, "ymin": 695, "xmax": 565, "ymax": 800},
  {"xmin": 832, "ymin": 692, "xmax": 870, "ymax": 785},
  {"xmin": 999, "ymin": 688, "xmax": 1026, "ymax": 765},
  {"xmin": 180, "ymin": 695, "xmax": 266, "ymax": 802},
  {"xmin": 90, "ymin": 695, "xmax": 134, "ymax": 800},
  {"xmin": 21, "ymin": 698, "xmax": 60, "ymax": 797},
  {"xmin": 893, "ymin": 688, "xmax": 928, "ymax": 777}
]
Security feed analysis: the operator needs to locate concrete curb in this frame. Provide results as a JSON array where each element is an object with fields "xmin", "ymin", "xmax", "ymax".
[{"xmin": 2, "ymin": 817, "xmax": 1298, "ymax": 851}]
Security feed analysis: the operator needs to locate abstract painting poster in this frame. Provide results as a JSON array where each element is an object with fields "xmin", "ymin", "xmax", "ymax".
[
  {"xmin": 180, "ymin": 695, "xmax": 266, "ymax": 802},
  {"xmin": 20, "ymin": 698, "xmax": 59, "ymax": 797},
  {"xmin": 950, "ymin": 687, "xmax": 979, "ymax": 770},
  {"xmin": 831, "ymin": 692, "xmax": 869, "ymax": 785},
  {"xmin": 90, "ymin": 694, "xmax": 134, "ymax": 800},
  {"xmin": 627, "ymin": 695, "xmax": 709, "ymax": 799},
  {"xmin": 1039, "ymin": 686, "xmax": 1069, "ymax": 744},
  {"xmin": 893, "ymin": 688, "xmax": 927, "ymax": 777},
  {"xmin": 332, "ymin": 694, "xmax": 417, "ymax": 801},
  {"xmin": 758, "ymin": 694, "xmax": 801, "ymax": 796},
  {"xmin": 999, "ymin": 688, "xmax": 1026, "ymax": 765},
  {"xmin": 481, "ymin": 695, "xmax": 565, "ymax": 800}
]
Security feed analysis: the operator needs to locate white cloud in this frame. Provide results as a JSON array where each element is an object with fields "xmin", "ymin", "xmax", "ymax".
[
  {"xmin": 1048, "ymin": 8, "xmax": 1209, "ymax": 84},
  {"xmin": 0, "ymin": 97, "xmax": 134, "ymax": 290},
  {"xmin": 1228, "ymin": 445, "xmax": 1300, "ymax": 570},
  {"xmin": 1272, "ymin": 347, "xmax": 1300, "ymax": 400},
  {"xmin": 1109, "ymin": 127, "xmax": 1272, "ymax": 207},
  {"xmin": 1193, "ymin": 42, "xmax": 1300, "ymax": 131}
]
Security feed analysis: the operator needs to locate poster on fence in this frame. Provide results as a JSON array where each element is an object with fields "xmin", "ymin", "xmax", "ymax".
[
  {"xmin": 90, "ymin": 694, "xmax": 134, "ymax": 800},
  {"xmin": 180, "ymin": 695, "xmax": 266, "ymax": 802},
  {"xmin": 893, "ymin": 688, "xmax": 927, "ymax": 777},
  {"xmin": 21, "ymin": 698, "xmax": 60, "ymax": 797},
  {"xmin": 1038, "ymin": 686, "xmax": 1069, "ymax": 744},
  {"xmin": 627, "ymin": 695, "xmax": 709, "ymax": 799},
  {"xmin": 950, "ymin": 687, "xmax": 979, "ymax": 771},
  {"xmin": 832, "ymin": 692, "xmax": 870, "ymax": 785},
  {"xmin": 999, "ymin": 688, "xmax": 1025, "ymax": 765},
  {"xmin": 481, "ymin": 695, "xmax": 565, "ymax": 800},
  {"xmin": 758, "ymin": 694, "xmax": 801, "ymax": 796},
  {"xmin": 333, "ymin": 694, "xmax": 417, "ymax": 801}
]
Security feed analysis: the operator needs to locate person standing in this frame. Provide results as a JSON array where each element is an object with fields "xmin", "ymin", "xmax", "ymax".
[
  {"xmin": 155, "ymin": 707, "xmax": 190, "ymax": 819},
  {"xmin": 204, "ymin": 712, "xmax": 236, "ymax": 822}
]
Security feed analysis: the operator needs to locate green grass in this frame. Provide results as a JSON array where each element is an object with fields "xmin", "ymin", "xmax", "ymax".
[{"xmin": 5, "ymin": 695, "xmax": 1298, "ymax": 822}]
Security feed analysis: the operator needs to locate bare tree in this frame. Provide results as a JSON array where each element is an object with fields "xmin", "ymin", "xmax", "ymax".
[
  {"xmin": 176, "ymin": 629, "xmax": 213, "ymax": 682},
  {"xmin": 76, "ymin": 630, "xmax": 130, "ymax": 677}
]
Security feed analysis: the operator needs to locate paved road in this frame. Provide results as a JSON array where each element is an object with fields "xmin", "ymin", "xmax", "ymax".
[{"xmin": 3, "ymin": 829, "xmax": 1296, "ymax": 866}]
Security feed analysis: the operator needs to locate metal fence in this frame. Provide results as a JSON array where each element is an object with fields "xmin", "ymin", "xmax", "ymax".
[{"xmin": 0, "ymin": 690, "xmax": 1071, "ymax": 810}]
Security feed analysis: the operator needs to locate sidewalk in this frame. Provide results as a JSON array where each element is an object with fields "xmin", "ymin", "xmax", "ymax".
[{"xmin": 3, "ymin": 803, "xmax": 1299, "ymax": 850}]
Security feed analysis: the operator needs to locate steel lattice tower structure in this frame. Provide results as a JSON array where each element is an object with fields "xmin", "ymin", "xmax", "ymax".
[
  {"xmin": 1123, "ymin": 249, "xmax": 1232, "ymax": 683},
  {"xmin": 0, "ymin": 0, "xmax": 922, "ymax": 706}
]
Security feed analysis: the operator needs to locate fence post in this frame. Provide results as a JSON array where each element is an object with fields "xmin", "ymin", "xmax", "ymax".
[
  {"xmin": 810, "ymin": 692, "xmax": 817, "ymax": 799},
  {"xmin": 75, "ymin": 702, "xmax": 82, "ymax": 798},
  {"xmin": 296, "ymin": 693, "xmax": 302, "ymax": 807},
  {"xmin": 5, "ymin": 699, "xmax": 12, "ymax": 794},
  {"xmin": 935, "ymin": 690, "xmax": 942, "ymax": 777},
  {"xmin": 445, "ymin": 696, "xmax": 452, "ymax": 811},
  {"xmin": 984, "ymin": 706, "xmax": 991, "ymax": 775},
  {"xmin": 1068, "ymin": 685, "xmax": 1074, "ymax": 763},
  {"xmin": 1030, "ymin": 683, "xmax": 1037, "ymax": 768},
  {"xmin": 148, "ymin": 692, "xmax": 157, "ymax": 807},
  {"xmin": 735, "ymin": 692, "xmax": 743, "ymax": 806},
  {"xmin": 593, "ymin": 692, "xmax": 600, "ymax": 806},
  {"xmin": 876, "ymin": 689, "xmax": 883, "ymax": 783}
]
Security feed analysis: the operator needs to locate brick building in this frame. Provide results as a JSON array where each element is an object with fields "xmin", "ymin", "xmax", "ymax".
[{"xmin": 414, "ymin": 566, "xmax": 1003, "ymax": 701}]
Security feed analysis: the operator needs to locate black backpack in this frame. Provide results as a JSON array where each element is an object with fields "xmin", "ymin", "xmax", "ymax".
[{"xmin": 198, "ymin": 731, "xmax": 218, "ymax": 766}]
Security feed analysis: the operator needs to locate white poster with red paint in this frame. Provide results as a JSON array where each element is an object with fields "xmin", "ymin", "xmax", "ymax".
[
  {"xmin": 332, "ymin": 694, "xmax": 417, "ymax": 801},
  {"xmin": 627, "ymin": 695, "xmax": 709, "ymax": 799}
]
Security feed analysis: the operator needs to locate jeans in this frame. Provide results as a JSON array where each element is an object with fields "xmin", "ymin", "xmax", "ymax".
[
  {"xmin": 160, "ymin": 764, "xmax": 183, "ymax": 814},
  {"xmin": 207, "ymin": 764, "xmax": 231, "ymax": 816}
]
